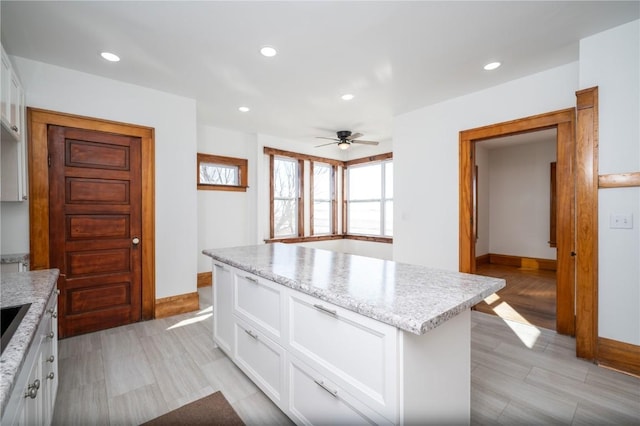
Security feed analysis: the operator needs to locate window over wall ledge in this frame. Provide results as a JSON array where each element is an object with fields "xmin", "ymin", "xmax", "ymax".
[
  {"xmin": 264, "ymin": 234, "xmax": 392, "ymax": 244},
  {"xmin": 197, "ymin": 153, "xmax": 248, "ymax": 192}
]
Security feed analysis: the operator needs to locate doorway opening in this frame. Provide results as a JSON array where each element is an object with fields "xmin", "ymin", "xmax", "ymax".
[
  {"xmin": 472, "ymin": 129, "xmax": 558, "ymax": 331},
  {"xmin": 459, "ymin": 108, "xmax": 576, "ymax": 337}
]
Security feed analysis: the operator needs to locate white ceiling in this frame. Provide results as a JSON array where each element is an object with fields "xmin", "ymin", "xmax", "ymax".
[{"xmin": 1, "ymin": 1, "xmax": 638, "ymax": 147}]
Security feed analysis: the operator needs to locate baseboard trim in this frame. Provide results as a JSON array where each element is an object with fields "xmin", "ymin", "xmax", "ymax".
[
  {"xmin": 487, "ymin": 253, "xmax": 557, "ymax": 271},
  {"xmin": 475, "ymin": 254, "xmax": 490, "ymax": 268},
  {"xmin": 197, "ymin": 271, "xmax": 212, "ymax": 288},
  {"xmin": 155, "ymin": 291, "xmax": 200, "ymax": 319},
  {"xmin": 598, "ymin": 337, "xmax": 640, "ymax": 377}
]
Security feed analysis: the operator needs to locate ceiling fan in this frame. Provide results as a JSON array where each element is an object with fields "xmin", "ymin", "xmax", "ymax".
[{"xmin": 315, "ymin": 130, "xmax": 380, "ymax": 150}]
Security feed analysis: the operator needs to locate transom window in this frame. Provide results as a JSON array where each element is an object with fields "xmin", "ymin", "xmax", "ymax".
[{"xmin": 197, "ymin": 153, "xmax": 248, "ymax": 192}]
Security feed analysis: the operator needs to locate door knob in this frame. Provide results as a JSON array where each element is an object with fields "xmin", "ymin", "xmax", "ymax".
[{"xmin": 132, "ymin": 237, "xmax": 140, "ymax": 245}]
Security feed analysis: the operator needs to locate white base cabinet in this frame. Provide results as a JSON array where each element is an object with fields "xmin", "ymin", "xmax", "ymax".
[
  {"xmin": 212, "ymin": 261, "xmax": 471, "ymax": 425},
  {"xmin": 2, "ymin": 289, "xmax": 59, "ymax": 426}
]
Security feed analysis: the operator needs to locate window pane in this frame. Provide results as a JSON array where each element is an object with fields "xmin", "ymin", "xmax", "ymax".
[
  {"xmin": 314, "ymin": 201, "xmax": 331, "ymax": 234},
  {"xmin": 314, "ymin": 164, "xmax": 331, "ymax": 200},
  {"xmin": 385, "ymin": 162, "xmax": 393, "ymax": 198},
  {"xmin": 274, "ymin": 199, "xmax": 297, "ymax": 237},
  {"xmin": 384, "ymin": 200, "xmax": 393, "ymax": 236},
  {"xmin": 199, "ymin": 163, "xmax": 239, "ymax": 185},
  {"xmin": 349, "ymin": 164, "xmax": 381, "ymax": 200},
  {"xmin": 348, "ymin": 202, "xmax": 381, "ymax": 235},
  {"xmin": 274, "ymin": 158, "xmax": 298, "ymax": 198}
]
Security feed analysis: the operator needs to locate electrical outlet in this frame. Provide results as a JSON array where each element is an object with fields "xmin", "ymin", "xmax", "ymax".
[{"xmin": 610, "ymin": 213, "xmax": 633, "ymax": 229}]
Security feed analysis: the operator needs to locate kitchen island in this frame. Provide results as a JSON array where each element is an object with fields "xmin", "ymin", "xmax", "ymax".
[
  {"xmin": 203, "ymin": 243, "xmax": 504, "ymax": 424},
  {"xmin": 1, "ymin": 269, "xmax": 59, "ymax": 424}
]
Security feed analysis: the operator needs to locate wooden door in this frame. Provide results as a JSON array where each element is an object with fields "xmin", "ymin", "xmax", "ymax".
[{"xmin": 48, "ymin": 125, "xmax": 142, "ymax": 338}]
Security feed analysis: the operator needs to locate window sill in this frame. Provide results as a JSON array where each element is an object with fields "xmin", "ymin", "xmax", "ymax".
[{"xmin": 197, "ymin": 184, "xmax": 248, "ymax": 192}]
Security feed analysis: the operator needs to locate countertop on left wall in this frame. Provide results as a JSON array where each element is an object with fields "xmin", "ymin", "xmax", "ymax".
[{"xmin": 0, "ymin": 269, "xmax": 59, "ymax": 414}]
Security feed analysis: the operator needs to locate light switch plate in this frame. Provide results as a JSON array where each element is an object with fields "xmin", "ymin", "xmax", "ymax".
[{"xmin": 610, "ymin": 213, "xmax": 633, "ymax": 229}]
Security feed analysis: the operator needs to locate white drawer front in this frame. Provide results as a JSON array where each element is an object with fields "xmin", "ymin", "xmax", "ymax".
[
  {"xmin": 212, "ymin": 263, "xmax": 234, "ymax": 354},
  {"xmin": 234, "ymin": 272, "xmax": 283, "ymax": 342},
  {"xmin": 234, "ymin": 317, "xmax": 286, "ymax": 407},
  {"xmin": 288, "ymin": 292, "xmax": 397, "ymax": 421},
  {"xmin": 288, "ymin": 355, "xmax": 391, "ymax": 426}
]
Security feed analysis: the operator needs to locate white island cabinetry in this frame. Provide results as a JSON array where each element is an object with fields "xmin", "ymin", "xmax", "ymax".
[{"xmin": 206, "ymin": 244, "xmax": 504, "ymax": 425}]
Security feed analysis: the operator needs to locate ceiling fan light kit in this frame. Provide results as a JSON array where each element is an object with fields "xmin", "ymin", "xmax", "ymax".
[{"xmin": 314, "ymin": 130, "xmax": 380, "ymax": 150}]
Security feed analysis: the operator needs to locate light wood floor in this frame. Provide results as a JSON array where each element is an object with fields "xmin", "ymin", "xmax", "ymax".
[
  {"xmin": 52, "ymin": 287, "xmax": 640, "ymax": 425},
  {"xmin": 474, "ymin": 263, "xmax": 557, "ymax": 330}
]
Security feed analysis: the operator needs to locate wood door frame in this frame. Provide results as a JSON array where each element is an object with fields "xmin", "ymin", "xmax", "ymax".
[
  {"xmin": 459, "ymin": 108, "xmax": 577, "ymax": 337},
  {"xmin": 27, "ymin": 108, "xmax": 156, "ymax": 320}
]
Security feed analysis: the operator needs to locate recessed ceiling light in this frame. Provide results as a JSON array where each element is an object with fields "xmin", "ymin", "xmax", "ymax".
[
  {"xmin": 100, "ymin": 52, "xmax": 120, "ymax": 62},
  {"xmin": 484, "ymin": 61, "xmax": 501, "ymax": 71},
  {"xmin": 260, "ymin": 46, "xmax": 277, "ymax": 57},
  {"xmin": 341, "ymin": 94, "xmax": 354, "ymax": 101},
  {"xmin": 238, "ymin": 106, "xmax": 250, "ymax": 112}
]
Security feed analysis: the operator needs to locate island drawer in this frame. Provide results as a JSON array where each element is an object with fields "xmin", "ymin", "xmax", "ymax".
[
  {"xmin": 233, "ymin": 317, "xmax": 287, "ymax": 409},
  {"xmin": 287, "ymin": 354, "xmax": 392, "ymax": 426},
  {"xmin": 233, "ymin": 271, "xmax": 285, "ymax": 343},
  {"xmin": 287, "ymin": 291, "xmax": 398, "ymax": 422}
]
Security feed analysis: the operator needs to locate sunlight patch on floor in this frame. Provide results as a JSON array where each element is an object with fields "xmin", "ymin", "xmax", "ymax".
[
  {"xmin": 493, "ymin": 301, "xmax": 541, "ymax": 348},
  {"xmin": 167, "ymin": 312, "xmax": 212, "ymax": 330}
]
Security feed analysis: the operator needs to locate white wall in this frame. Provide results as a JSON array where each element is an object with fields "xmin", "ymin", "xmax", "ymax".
[
  {"xmin": 580, "ymin": 20, "xmax": 640, "ymax": 345},
  {"xmin": 197, "ymin": 125, "xmax": 258, "ymax": 272},
  {"xmin": 488, "ymin": 139, "xmax": 557, "ymax": 260},
  {"xmin": 4, "ymin": 57, "xmax": 198, "ymax": 300},
  {"xmin": 394, "ymin": 62, "xmax": 578, "ymax": 271}
]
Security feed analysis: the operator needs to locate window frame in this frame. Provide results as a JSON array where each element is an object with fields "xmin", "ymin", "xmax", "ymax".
[
  {"xmin": 197, "ymin": 153, "xmax": 248, "ymax": 192},
  {"xmin": 270, "ymin": 155, "xmax": 304, "ymax": 238},
  {"xmin": 310, "ymin": 161, "xmax": 337, "ymax": 236}
]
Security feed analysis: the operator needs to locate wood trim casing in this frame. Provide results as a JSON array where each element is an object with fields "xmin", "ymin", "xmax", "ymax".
[
  {"xmin": 575, "ymin": 87, "xmax": 599, "ymax": 360},
  {"xmin": 197, "ymin": 271, "xmax": 212, "ymax": 288},
  {"xmin": 196, "ymin": 152, "xmax": 248, "ymax": 192},
  {"xmin": 598, "ymin": 172, "xmax": 640, "ymax": 188},
  {"xmin": 27, "ymin": 108, "xmax": 156, "ymax": 320},
  {"xmin": 459, "ymin": 108, "xmax": 576, "ymax": 337},
  {"xmin": 597, "ymin": 337, "xmax": 640, "ymax": 377},
  {"xmin": 154, "ymin": 292, "xmax": 200, "ymax": 319}
]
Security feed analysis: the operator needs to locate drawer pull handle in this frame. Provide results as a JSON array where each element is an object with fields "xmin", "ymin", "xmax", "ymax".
[
  {"xmin": 313, "ymin": 304, "xmax": 337, "ymax": 316},
  {"xmin": 47, "ymin": 372, "xmax": 55, "ymax": 380},
  {"xmin": 244, "ymin": 329, "xmax": 258, "ymax": 340},
  {"xmin": 214, "ymin": 264, "xmax": 229, "ymax": 272},
  {"xmin": 47, "ymin": 331, "xmax": 55, "ymax": 339},
  {"xmin": 245, "ymin": 276, "xmax": 258, "ymax": 284},
  {"xmin": 47, "ymin": 355, "xmax": 55, "ymax": 363},
  {"xmin": 11, "ymin": 125, "xmax": 18, "ymax": 132},
  {"xmin": 314, "ymin": 379, "xmax": 338, "ymax": 398},
  {"xmin": 25, "ymin": 379, "xmax": 40, "ymax": 399}
]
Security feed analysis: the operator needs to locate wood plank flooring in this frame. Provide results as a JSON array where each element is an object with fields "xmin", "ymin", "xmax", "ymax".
[
  {"xmin": 474, "ymin": 263, "xmax": 557, "ymax": 330},
  {"xmin": 51, "ymin": 286, "xmax": 640, "ymax": 425}
]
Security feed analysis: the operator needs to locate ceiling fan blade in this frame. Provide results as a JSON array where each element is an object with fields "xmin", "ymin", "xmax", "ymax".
[
  {"xmin": 315, "ymin": 141, "xmax": 338, "ymax": 148},
  {"xmin": 315, "ymin": 136, "xmax": 339, "ymax": 141},
  {"xmin": 352, "ymin": 140, "xmax": 379, "ymax": 145},
  {"xmin": 346, "ymin": 132, "xmax": 363, "ymax": 140}
]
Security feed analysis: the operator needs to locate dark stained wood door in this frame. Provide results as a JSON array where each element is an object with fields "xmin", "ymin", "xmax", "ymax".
[{"xmin": 48, "ymin": 125, "xmax": 142, "ymax": 338}]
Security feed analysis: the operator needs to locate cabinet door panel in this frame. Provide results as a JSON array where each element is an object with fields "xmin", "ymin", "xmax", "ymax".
[
  {"xmin": 212, "ymin": 263, "xmax": 234, "ymax": 355},
  {"xmin": 234, "ymin": 272, "xmax": 283, "ymax": 341},
  {"xmin": 233, "ymin": 317, "xmax": 286, "ymax": 406},
  {"xmin": 288, "ymin": 355, "xmax": 391, "ymax": 426},
  {"xmin": 288, "ymin": 291, "xmax": 397, "ymax": 421}
]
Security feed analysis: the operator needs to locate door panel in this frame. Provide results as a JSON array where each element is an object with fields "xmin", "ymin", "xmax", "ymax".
[{"xmin": 48, "ymin": 125, "xmax": 142, "ymax": 337}]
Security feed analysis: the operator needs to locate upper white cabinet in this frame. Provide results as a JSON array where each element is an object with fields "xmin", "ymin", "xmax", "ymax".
[
  {"xmin": 1, "ymin": 43, "xmax": 28, "ymax": 202},
  {"xmin": 1, "ymin": 46, "xmax": 24, "ymax": 140}
]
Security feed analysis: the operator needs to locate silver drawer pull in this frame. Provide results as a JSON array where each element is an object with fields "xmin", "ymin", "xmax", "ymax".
[
  {"xmin": 314, "ymin": 379, "xmax": 338, "ymax": 398},
  {"xmin": 47, "ymin": 355, "xmax": 55, "ymax": 363},
  {"xmin": 47, "ymin": 372, "xmax": 55, "ymax": 380},
  {"xmin": 214, "ymin": 264, "xmax": 228, "ymax": 272},
  {"xmin": 47, "ymin": 331, "xmax": 55, "ymax": 339},
  {"xmin": 313, "ymin": 304, "xmax": 337, "ymax": 316},
  {"xmin": 25, "ymin": 379, "xmax": 40, "ymax": 399},
  {"xmin": 244, "ymin": 276, "xmax": 258, "ymax": 284},
  {"xmin": 244, "ymin": 329, "xmax": 258, "ymax": 340}
]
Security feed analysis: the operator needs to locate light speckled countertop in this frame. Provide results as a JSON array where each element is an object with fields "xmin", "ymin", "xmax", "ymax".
[
  {"xmin": 1, "ymin": 269, "xmax": 59, "ymax": 414},
  {"xmin": 203, "ymin": 244, "xmax": 505, "ymax": 335}
]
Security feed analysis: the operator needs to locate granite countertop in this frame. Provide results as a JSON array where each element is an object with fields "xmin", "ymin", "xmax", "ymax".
[
  {"xmin": 0, "ymin": 269, "xmax": 59, "ymax": 415},
  {"xmin": 203, "ymin": 244, "xmax": 505, "ymax": 335},
  {"xmin": 0, "ymin": 253, "xmax": 29, "ymax": 265}
]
